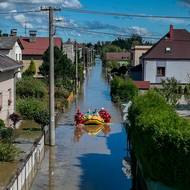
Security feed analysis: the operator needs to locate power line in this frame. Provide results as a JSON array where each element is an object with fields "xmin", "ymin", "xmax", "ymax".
[
  {"xmin": 62, "ymin": 8, "xmax": 190, "ymax": 20},
  {"xmin": 56, "ymin": 26, "xmax": 161, "ymax": 40},
  {"xmin": 0, "ymin": 9, "xmax": 42, "ymax": 15}
]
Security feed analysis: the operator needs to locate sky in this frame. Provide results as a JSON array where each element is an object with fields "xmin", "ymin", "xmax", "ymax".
[{"xmin": 1, "ymin": 0, "xmax": 190, "ymax": 43}]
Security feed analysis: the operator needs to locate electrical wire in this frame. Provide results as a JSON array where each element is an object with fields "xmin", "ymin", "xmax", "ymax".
[
  {"xmin": 56, "ymin": 26, "xmax": 161, "ymax": 40},
  {"xmin": 61, "ymin": 8, "xmax": 190, "ymax": 20},
  {"xmin": 0, "ymin": 9, "xmax": 42, "ymax": 15}
]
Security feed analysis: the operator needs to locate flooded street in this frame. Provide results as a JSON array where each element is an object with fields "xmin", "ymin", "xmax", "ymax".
[{"xmin": 31, "ymin": 59, "xmax": 132, "ymax": 190}]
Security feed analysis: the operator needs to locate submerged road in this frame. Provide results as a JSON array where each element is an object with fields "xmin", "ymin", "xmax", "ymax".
[{"xmin": 31, "ymin": 58, "xmax": 132, "ymax": 190}]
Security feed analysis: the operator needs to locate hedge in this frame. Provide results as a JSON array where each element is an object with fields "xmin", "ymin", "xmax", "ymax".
[
  {"xmin": 17, "ymin": 98, "xmax": 49, "ymax": 127},
  {"xmin": 16, "ymin": 77, "xmax": 47, "ymax": 99},
  {"xmin": 110, "ymin": 77, "xmax": 138, "ymax": 103},
  {"xmin": 0, "ymin": 143, "xmax": 18, "ymax": 161},
  {"xmin": 128, "ymin": 90, "xmax": 190, "ymax": 190},
  {"xmin": 0, "ymin": 119, "xmax": 5, "ymax": 129},
  {"xmin": 23, "ymin": 59, "xmax": 36, "ymax": 76}
]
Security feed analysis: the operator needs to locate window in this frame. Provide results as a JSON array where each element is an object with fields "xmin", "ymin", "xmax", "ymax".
[
  {"xmin": 8, "ymin": 89, "xmax": 12, "ymax": 106},
  {"xmin": 16, "ymin": 54, "xmax": 18, "ymax": 61},
  {"xmin": 19, "ymin": 54, "xmax": 21, "ymax": 61},
  {"xmin": 157, "ymin": 67, "xmax": 166, "ymax": 77},
  {"xmin": 165, "ymin": 47, "xmax": 171, "ymax": 53},
  {"xmin": 0, "ymin": 93, "xmax": 2, "ymax": 111}
]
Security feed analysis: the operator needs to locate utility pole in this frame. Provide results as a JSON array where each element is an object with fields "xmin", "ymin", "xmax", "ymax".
[
  {"xmin": 75, "ymin": 41, "xmax": 78, "ymax": 95},
  {"xmin": 41, "ymin": 6, "xmax": 60, "ymax": 146}
]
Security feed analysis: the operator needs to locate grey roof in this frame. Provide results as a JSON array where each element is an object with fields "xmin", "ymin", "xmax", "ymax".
[
  {"xmin": 0, "ymin": 54, "xmax": 22, "ymax": 72},
  {"xmin": 0, "ymin": 37, "xmax": 17, "ymax": 50}
]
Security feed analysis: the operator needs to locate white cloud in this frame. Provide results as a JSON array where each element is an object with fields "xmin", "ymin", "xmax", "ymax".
[
  {"xmin": 0, "ymin": 2, "xmax": 14, "ymax": 9},
  {"xmin": 62, "ymin": 0, "xmax": 81, "ymax": 8},
  {"xmin": 14, "ymin": 14, "xmax": 26, "ymax": 23},
  {"xmin": 55, "ymin": 17, "xmax": 78, "ymax": 27},
  {"xmin": 0, "ymin": 0, "xmax": 82, "ymax": 8},
  {"xmin": 13, "ymin": 14, "xmax": 33, "ymax": 28},
  {"xmin": 0, "ymin": 0, "xmax": 82, "ymax": 34},
  {"xmin": 128, "ymin": 26, "xmax": 150, "ymax": 36}
]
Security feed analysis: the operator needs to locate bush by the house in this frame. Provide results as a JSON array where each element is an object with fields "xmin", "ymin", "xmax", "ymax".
[
  {"xmin": 159, "ymin": 77, "xmax": 181, "ymax": 106},
  {"xmin": 0, "ymin": 119, "xmax": 5, "ymax": 129},
  {"xmin": 17, "ymin": 98, "xmax": 49, "ymax": 127},
  {"xmin": 23, "ymin": 59, "xmax": 36, "ymax": 76},
  {"xmin": 55, "ymin": 87, "xmax": 70, "ymax": 99},
  {"xmin": 128, "ymin": 90, "xmax": 190, "ymax": 189},
  {"xmin": 0, "ymin": 128, "xmax": 14, "ymax": 143},
  {"xmin": 16, "ymin": 77, "xmax": 47, "ymax": 99},
  {"xmin": 110, "ymin": 76, "xmax": 138, "ymax": 103},
  {"xmin": 33, "ymin": 109, "xmax": 49, "ymax": 127},
  {"xmin": 9, "ymin": 113, "xmax": 21, "ymax": 128},
  {"xmin": 0, "ymin": 143, "xmax": 18, "ymax": 161}
]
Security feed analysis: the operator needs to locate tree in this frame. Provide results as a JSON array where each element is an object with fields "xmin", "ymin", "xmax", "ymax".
[
  {"xmin": 159, "ymin": 77, "xmax": 181, "ymax": 106},
  {"xmin": 24, "ymin": 59, "xmax": 36, "ymax": 76},
  {"xmin": 111, "ymin": 34, "xmax": 143, "ymax": 50},
  {"xmin": 39, "ymin": 46, "xmax": 75, "ymax": 81}
]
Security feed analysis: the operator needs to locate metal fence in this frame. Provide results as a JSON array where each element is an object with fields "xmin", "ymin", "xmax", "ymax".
[{"xmin": 5, "ymin": 129, "xmax": 47, "ymax": 190}]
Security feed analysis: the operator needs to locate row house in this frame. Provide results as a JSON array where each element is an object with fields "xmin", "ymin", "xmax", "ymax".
[
  {"xmin": 0, "ymin": 36, "xmax": 22, "ymax": 62},
  {"xmin": 63, "ymin": 39, "xmax": 84, "ymax": 64},
  {"xmin": 131, "ymin": 45, "xmax": 152, "ymax": 66},
  {"xmin": 18, "ymin": 30, "xmax": 62, "ymax": 76},
  {"xmin": 105, "ymin": 52, "xmax": 131, "ymax": 65},
  {"xmin": 63, "ymin": 39, "xmax": 75, "ymax": 63},
  {"xmin": 0, "ymin": 54, "xmax": 22, "ymax": 124},
  {"xmin": 142, "ymin": 25, "xmax": 190, "ymax": 84}
]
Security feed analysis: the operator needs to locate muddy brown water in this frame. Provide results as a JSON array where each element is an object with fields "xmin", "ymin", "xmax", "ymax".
[{"xmin": 31, "ymin": 59, "xmax": 132, "ymax": 190}]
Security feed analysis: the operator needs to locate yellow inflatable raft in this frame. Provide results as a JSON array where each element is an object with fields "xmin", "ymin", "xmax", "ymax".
[{"xmin": 83, "ymin": 115, "xmax": 105, "ymax": 125}]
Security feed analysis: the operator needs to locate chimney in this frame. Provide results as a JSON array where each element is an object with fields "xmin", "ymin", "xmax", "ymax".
[
  {"xmin": 169, "ymin": 25, "xmax": 174, "ymax": 41},
  {"xmin": 10, "ymin": 29, "xmax": 17, "ymax": 37},
  {"xmin": 29, "ymin": 30, "xmax": 37, "ymax": 42}
]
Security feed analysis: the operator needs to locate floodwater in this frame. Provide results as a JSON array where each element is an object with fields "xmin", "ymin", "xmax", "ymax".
[{"xmin": 31, "ymin": 59, "xmax": 132, "ymax": 190}]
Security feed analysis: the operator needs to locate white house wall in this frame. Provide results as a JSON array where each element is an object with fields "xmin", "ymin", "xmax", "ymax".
[
  {"xmin": 144, "ymin": 60, "xmax": 190, "ymax": 83},
  {"xmin": 8, "ymin": 41, "xmax": 22, "ymax": 61},
  {"xmin": 144, "ymin": 60, "xmax": 157, "ymax": 83},
  {"xmin": 0, "ymin": 71, "xmax": 15, "ymax": 124},
  {"xmin": 166, "ymin": 60, "xmax": 190, "ymax": 83}
]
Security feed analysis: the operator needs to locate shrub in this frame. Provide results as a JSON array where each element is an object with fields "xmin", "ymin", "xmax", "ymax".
[
  {"xmin": 16, "ymin": 77, "xmax": 47, "ymax": 99},
  {"xmin": 55, "ymin": 79, "xmax": 74, "ymax": 92},
  {"xmin": 9, "ymin": 113, "xmax": 21, "ymax": 128},
  {"xmin": 0, "ymin": 143, "xmax": 18, "ymax": 161},
  {"xmin": 24, "ymin": 59, "xmax": 36, "ymax": 76},
  {"xmin": 0, "ymin": 128, "xmax": 14, "ymax": 143},
  {"xmin": 128, "ymin": 90, "xmax": 190, "ymax": 189},
  {"xmin": 0, "ymin": 119, "xmax": 5, "ymax": 129},
  {"xmin": 55, "ymin": 87, "xmax": 70, "ymax": 99},
  {"xmin": 111, "ymin": 77, "xmax": 138, "ymax": 103},
  {"xmin": 33, "ymin": 109, "xmax": 49, "ymax": 127},
  {"xmin": 17, "ymin": 98, "xmax": 49, "ymax": 126},
  {"xmin": 159, "ymin": 77, "xmax": 181, "ymax": 106}
]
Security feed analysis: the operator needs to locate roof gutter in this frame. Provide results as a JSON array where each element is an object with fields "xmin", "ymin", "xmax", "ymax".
[{"xmin": 0, "ymin": 64, "xmax": 22, "ymax": 72}]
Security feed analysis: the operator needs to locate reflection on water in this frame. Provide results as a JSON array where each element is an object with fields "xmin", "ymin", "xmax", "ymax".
[
  {"xmin": 74, "ymin": 125, "xmax": 111, "ymax": 142},
  {"xmin": 31, "ymin": 59, "xmax": 131, "ymax": 190}
]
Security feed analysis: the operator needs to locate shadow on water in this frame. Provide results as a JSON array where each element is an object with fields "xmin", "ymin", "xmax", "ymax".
[{"xmin": 77, "ymin": 129, "xmax": 131, "ymax": 190}]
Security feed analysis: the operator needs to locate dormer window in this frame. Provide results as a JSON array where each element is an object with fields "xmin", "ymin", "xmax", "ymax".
[{"xmin": 165, "ymin": 47, "xmax": 171, "ymax": 53}]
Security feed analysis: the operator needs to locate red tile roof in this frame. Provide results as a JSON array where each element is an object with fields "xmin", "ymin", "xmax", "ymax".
[
  {"xmin": 133, "ymin": 81, "xmax": 150, "ymax": 90},
  {"xmin": 19, "ymin": 37, "xmax": 62, "ymax": 56},
  {"xmin": 142, "ymin": 27, "xmax": 190, "ymax": 60},
  {"xmin": 106, "ymin": 52, "xmax": 131, "ymax": 61}
]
